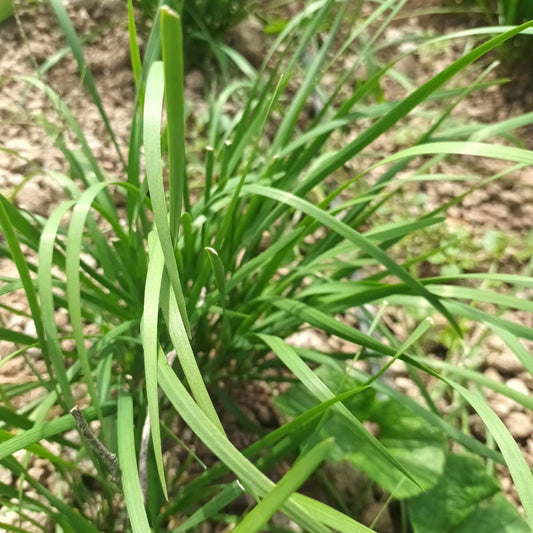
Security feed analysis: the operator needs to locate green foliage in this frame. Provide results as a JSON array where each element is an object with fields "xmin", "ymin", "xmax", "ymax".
[
  {"xmin": 462, "ymin": 0, "xmax": 533, "ymax": 62},
  {"xmin": 277, "ymin": 366, "xmax": 447, "ymax": 498},
  {"xmin": 0, "ymin": 1, "xmax": 532, "ymax": 531},
  {"xmin": 408, "ymin": 454, "xmax": 529, "ymax": 533},
  {"xmin": 134, "ymin": 0, "xmax": 251, "ymax": 70},
  {"xmin": 0, "ymin": 0, "xmax": 13, "ymax": 23}
]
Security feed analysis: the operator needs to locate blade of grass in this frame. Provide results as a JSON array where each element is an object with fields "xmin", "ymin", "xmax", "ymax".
[
  {"xmin": 38, "ymin": 200, "xmax": 77, "ymax": 409},
  {"xmin": 411, "ymin": 356, "xmax": 533, "ymax": 411},
  {"xmin": 251, "ymin": 21, "xmax": 533, "ymax": 243},
  {"xmin": 48, "ymin": 0, "xmax": 126, "ymax": 169},
  {"xmin": 2, "ymin": 457, "xmax": 99, "ymax": 533},
  {"xmin": 117, "ymin": 391, "xmax": 151, "ymax": 533},
  {"xmin": 257, "ymin": 333, "xmax": 421, "ymax": 489},
  {"xmin": 173, "ymin": 482, "xmax": 243, "ymax": 532},
  {"xmin": 451, "ymin": 382, "xmax": 533, "ymax": 530},
  {"xmin": 127, "ymin": 0, "xmax": 142, "ymax": 88},
  {"xmin": 364, "ymin": 317, "xmax": 433, "ymax": 387},
  {"xmin": 292, "ymin": 494, "xmax": 375, "ymax": 533},
  {"xmin": 493, "ymin": 327, "xmax": 533, "ymax": 376},
  {"xmin": 320, "ymin": 358, "xmax": 505, "ymax": 465},
  {"xmin": 376, "ymin": 140, "xmax": 533, "ymax": 167},
  {"xmin": 233, "ymin": 438, "xmax": 334, "ymax": 533},
  {"xmin": 161, "ymin": 7, "xmax": 187, "ymax": 237},
  {"xmin": 0, "ymin": 403, "xmax": 115, "ymax": 462},
  {"xmin": 159, "ymin": 284, "xmax": 225, "ymax": 434},
  {"xmin": 157, "ymin": 352, "xmax": 334, "ymax": 533},
  {"xmin": 144, "ymin": 60, "xmax": 191, "ymax": 336},
  {"xmin": 205, "ymin": 247, "xmax": 229, "ymax": 332},
  {"xmin": 141, "ymin": 231, "xmax": 168, "ymax": 499},
  {"xmin": 66, "ymin": 181, "xmax": 135, "ymax": 420},
  {"xmin": 243, "ymin": 184, "xmax": 460, "ymax": 333},
  {"xmin": 0, "ymin": 195, "xmax": 55, "ymax": 395},
  {"xmin": 297, "ymin": 20, "xmax": 533, "ymax": 192}
]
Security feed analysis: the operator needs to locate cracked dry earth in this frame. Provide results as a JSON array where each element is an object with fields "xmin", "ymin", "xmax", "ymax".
[{"xmin": 0, "ymin": 1, "xmax": 532, "ymax": 531}]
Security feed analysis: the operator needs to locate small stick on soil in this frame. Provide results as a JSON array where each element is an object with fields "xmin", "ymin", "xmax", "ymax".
[{"xmin": 70, "ymin": 405, "xmax": 122, "ymax": 489}]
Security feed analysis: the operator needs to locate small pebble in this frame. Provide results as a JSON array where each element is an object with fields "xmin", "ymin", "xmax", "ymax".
[
  {"xmin": 505, "ymin": 412, "xmax": 533, "ymax": 440},
  {"xmin": 484, "ymin": 367, "xmax": 503, "ymax": 382},
  {"xmin": 506, "ymin": 378, "xmax": 529, "ymax": 396},
  {"xmin": 490, "ymin": 394, "xmax": 515, "ymax": 418},
  {"xmin": 487, "ymin": 351, "xmax": 524, "ymax": 375}
]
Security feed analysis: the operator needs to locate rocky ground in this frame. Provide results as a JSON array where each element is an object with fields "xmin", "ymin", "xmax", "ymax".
[{"xmin": 0, "ymin": 1, "xmax": 532, "ymax": 531}]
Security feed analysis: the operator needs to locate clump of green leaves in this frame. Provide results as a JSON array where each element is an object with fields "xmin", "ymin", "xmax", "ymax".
[
  {"xmin": 0, "ymin": 1, "xmax": 532, "ymax": 532},
  {"xmin": 134, "ymin": 0, "xmax": 251, "ymax": 70},
  {"xmin": 459, "ymin": 0, "xmax": 533, "ymax": 62}
]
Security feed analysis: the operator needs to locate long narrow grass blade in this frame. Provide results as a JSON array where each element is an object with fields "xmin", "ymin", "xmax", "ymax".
[
  {"xmin": 377, "ymin": 141, "xmax": 533, "ymax": 167},
  {"xmin": 164, "ymin": 386, "xmax": 372, "ymax": 523},
  {"xmin": 117, "ymin": 391, "xmax": 151, "ymax": 533},
  {"xmin": 364, "ymin": 317, "xmax": 433, "ymax": 387},
  {"xmin": 2, "ymin": 457, "xmax": 99, "ymax": 533},
  {"xmin": 127, "ymin": 0, "xmax": 142, "ymax": 88},
  {"xmin": 296, "ymin": 20, "xmax": 533, "ymax": 193},
  {"xmin": 205, "ymin": 247, "xmax": 229, "ymax": 336},
  {"xmin": 141, "ymin": 231, "xmax": 168, "ymax": 498},
  {"xmin": 244, "ymin": 184, "xmax": 459, "ymax": 332},
  {"xmin": 412, "ymin": 357, "xmax": 533, "ymax": 411},
  {"xmin": 0, "ymin": 429, "xmax": 73, "ymax": 469},
  {"xmin": 427, "ymin": 284, "xmax": 532, "ymax": 313},
  {"xmin": 174, "ymin": 482, "xmax": 243, "ymax": 532},
  {"xmin": 21, "ymin": 77, "xmax": 117, "ymax": 218},
  {"xmin": 386, "ymin": 295, "xmax": 533, "ymax": 341},
  {"xmin": 291, "ymin": 494, "xmax": 375, "ymax": 533},
  {"xmin": 161, "ymin": 7, "xmax": 186, "ymax": 237},
  {"xmin": 271, "ymin": 0, "xmax": 342, "ymax": 151},
  {"xmin": 0, "ymin": 403, "xmax": 115, "ymax": 462},
  {"xmin": 48, "ymin": 0, "xmax": 126, "ymax": 169},
  {"xmin": 0, "ymin": 195, "xmax": 54, "ymax": 391},
  {"xmin": 450, "ymin": 382, "xmax": 533, "ymax": 530},
  {"xmin": 233, "ymin": 438, "xmax": 334, "ymax": 533},
  {"xmin": 38, "ymin": 201, "xmax": 76, "ymax": 408},
  {"xmin": 493, "ymin": 327, "xmax": 533, "ymax": 376},
  {"xmin": 159, "ymin": 276, "xmax": 225, "ymax": 434},
  {"xmin": 333, "ymin": 361, "xmax": 504, "ymax": 464},
  {"xmin": 144, "ymin": 60, "xmax": 191, "ymax": 336},
  {"xmin": 66, "ymin": 182, "xmax": 129, "ymax": 419}
]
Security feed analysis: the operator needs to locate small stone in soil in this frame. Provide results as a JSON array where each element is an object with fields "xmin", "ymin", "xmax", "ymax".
[
  {"xmin": 505, "ymin": 411, "xmax": 533, "ymax": 440},
  {"xmin": 487, "ymin": 351, "xmax": 524, "ymax": 375}
]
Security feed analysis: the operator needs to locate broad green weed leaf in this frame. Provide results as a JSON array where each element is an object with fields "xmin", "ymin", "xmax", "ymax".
[
  {"xmin": 349, "ymin": 400, "xmax": 446, "ymax": 498},
  {"xmin": 454, "ymin": 494, "xmax": 530, "ymax": 533},
  {"xmin": 407, "ymin": 454, "xmax": 529, "ymax": 533}
]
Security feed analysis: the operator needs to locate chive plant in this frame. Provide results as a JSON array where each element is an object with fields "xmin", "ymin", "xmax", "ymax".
[{"xmin": 0, "ymin": 1, "xmax": 532, "ymax": 531}]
